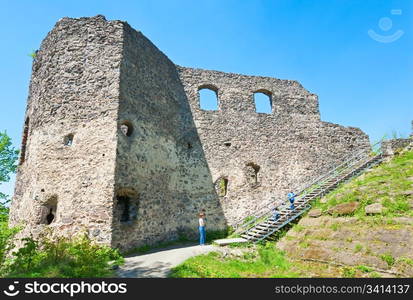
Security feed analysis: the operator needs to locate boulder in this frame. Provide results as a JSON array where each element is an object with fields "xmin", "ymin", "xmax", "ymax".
[
  {"xmin": 402, "ymin": 190, "xmax": 413, "ymax": 196},
  {"xmin": 308, "ymin": 209, "xmax": 322, "ymax": 218},
  {"xmin": 327, "ymin": 202, "xmax": 359, "ymax": 216},
  {"xmin": 365, "ymin": 203, "xmax": 383, "ymax": 214}
]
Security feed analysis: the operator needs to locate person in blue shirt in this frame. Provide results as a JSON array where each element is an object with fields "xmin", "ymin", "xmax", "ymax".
[{"xmin": 288, "ymin": 192, "xmax": 296, "ymax": 210}]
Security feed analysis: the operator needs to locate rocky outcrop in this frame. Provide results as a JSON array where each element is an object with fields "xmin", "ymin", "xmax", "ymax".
[{"xmin": 327, "ymin": 202, "xmax": 359, "ymax": 215}]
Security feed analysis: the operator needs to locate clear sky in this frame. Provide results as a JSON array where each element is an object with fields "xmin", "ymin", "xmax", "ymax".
[{"xmin": 0, "ymin": 0, "xmax": 412, "ymax": 198}]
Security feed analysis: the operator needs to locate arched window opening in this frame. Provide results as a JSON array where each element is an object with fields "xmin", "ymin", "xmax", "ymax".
[
  {"xmin": 254, "ymin": 91, "xmax": 272, "ymax": 114},
  {"xmin": 245, "ymin": 162, "xmax": 261, "ymax": 186},
  {"xmin": 215, "ymin": 177, "xmax": 229, "ymax": 197},
  {"xmin": 199, "ymin": 87, "xmax": 218, "ymax": 111},
  {"xmin": 64, "ymin": 134, "xmax": 74, "ymax": 146},
  {"xmin": 120, "ymin": 121, "xmax": 134, "ymax": 137},
  {"xmin": 19, "ymin": 117, "xmax": 30, "ymax": 165}
]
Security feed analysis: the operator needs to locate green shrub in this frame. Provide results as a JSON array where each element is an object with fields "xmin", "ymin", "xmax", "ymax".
[
  {"xmin": 357, "ymin": 265, "xmax": 372, "ymax": 273},
  {"xmin": 0, "ymin": 222, "xmax": 20, "ymax": 273},
  {"xmin": 342, "ymin": 267, "xmax": 357, "ymax": 278},
  {"xmin": 2, "ymin": 234, "xmax": 123, "ymax": 278},
  {"xmin": 354, "ymin": 244, "xmax": 363, "ymax": 253},
  {"xmin": 380, "ymin": 253, "xmax": 395, "ymax": 267}
]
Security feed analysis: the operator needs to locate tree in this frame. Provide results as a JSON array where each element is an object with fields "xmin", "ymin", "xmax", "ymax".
[{"xmin": 0, "ymin": 131, "xmax": 19, "ymax": 204}]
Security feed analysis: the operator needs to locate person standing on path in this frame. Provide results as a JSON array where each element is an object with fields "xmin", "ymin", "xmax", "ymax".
[{"xmin": 198, "ymin": 212, "xmax": 206, "ymax": 246}]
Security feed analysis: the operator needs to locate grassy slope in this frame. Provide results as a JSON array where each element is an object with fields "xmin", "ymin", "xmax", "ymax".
[{"xmin": 170, "ymin": 150, "xmax": 413, "ymax": 278}]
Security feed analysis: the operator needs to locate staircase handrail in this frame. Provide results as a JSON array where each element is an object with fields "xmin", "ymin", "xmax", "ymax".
[
  {"xmin": 251, "ymin": 153, "xmax": 384, "ymax": 242},
  {"xmin": 233, "ymin": 140, "xmax": 383, "ymax": 233}
]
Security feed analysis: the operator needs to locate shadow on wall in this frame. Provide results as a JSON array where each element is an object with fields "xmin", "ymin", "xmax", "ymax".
[{"xmin": 110, "ymin": 24, "xmax": 228, "ymax": 251}]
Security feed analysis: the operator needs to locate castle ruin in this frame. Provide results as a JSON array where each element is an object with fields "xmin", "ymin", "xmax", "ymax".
[{"xmin": 9, "ymin": 15, "xmax": 370, "ymax": 251}]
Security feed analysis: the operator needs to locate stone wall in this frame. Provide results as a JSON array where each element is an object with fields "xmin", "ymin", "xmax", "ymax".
[
  {"xmin": 10, "ymin": 15, "xmax": 371, "ymax": 251},
  {"xmin": 381, "ymin": 138, "xmax": 412, "ymax": 156},
  {"xmin": 9, "ymin": 16, "xmax": 124, "ymax": 244},
  {"xmin": 111, "ymin": 23, "xmax": 226, "ymax": 250},
  {"xmin": 177, "ymin": 67, "xmax": 370, "ymax": 224}
]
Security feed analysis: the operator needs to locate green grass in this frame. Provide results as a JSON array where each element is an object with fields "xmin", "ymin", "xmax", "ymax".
[
  {"xmin": 292, "ymin": 224, "xmax": 305, "ymax": 232},
  {"xmin": 357, "ymin": 265, "xmax": 372, "ymax": 273},
  {"xmin": 171, "ymin": 150, "xmax": 413, "ymax": 278},
  {"xmin": 397, "ymin": 257, "xmax": 413, "ymax": 266},
  {"xmin": 354, "ymin": 244, "xmax": 363, "ymax": 253},
  {"xmin": 169, "ymin": 243, "xmax": 299, "ymax": 278},
  {"xmin": 314, "ymin": 150, "xmax": 413, "ymax": 218},
  {"xmin": 380, "ymin": 253, "xmax": 395, "ymax": 267},
  {"xmin": 330, "ymin": 222, "xmax": 342, "ymax": 231},
  {"xmin": 342, "ymin": 267, "xmax": 357, "ymax": 278}
]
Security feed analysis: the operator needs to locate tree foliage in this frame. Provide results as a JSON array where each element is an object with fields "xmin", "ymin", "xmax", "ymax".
[
  {"xmin": 0, "ymin": 131, "xmax": 19, "ymax": 183},
  {"xmin": 0, "ymin": 131, "xmax": 19, "ymax": 202}
]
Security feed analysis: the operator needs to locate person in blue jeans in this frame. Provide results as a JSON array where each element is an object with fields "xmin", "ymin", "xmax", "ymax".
[
  {"xmin": 198, "ymin": 212, "xmax": 206, "ymax": 245},
  {"xmin": 288, "ymin": 192, "xmax": 296, "ymax": 210},
  {"xmin": 271, "ymin": 207, "xmax": 280, "ymax": 221}
]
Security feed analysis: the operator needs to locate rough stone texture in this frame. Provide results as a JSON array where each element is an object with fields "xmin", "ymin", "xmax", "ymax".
[
  {"xmin": 381, "ymin": 138, "xmax": 412, "ymax": 156},
  {"xmin": 365, "ymin": 203, "xmax": 383, "ymax": 214},
  {"xmin": 10, "ymin": 16, "xmax": 123, "ymax": 245},
  {"xmin": 9, "ymin": 15, "xmax": 370, "ymax": 251},
  {"xmin": 308, "ymin": 209, "xmax": 322, "ymax": 218},
  {"xmin": 277, "ymin": 216, "xmax": 413, "ymax": 276},
  {"xmin": 327, "ymin": 202, "xmax": 359, "ymax": 215},
  {"xmin": 178, "ymin": 66, "xmax": 370, "ymax": 224}
]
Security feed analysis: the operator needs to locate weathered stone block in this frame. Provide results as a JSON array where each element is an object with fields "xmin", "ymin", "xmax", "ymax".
[
  {"xmin": 328, "ymin": 202, "xmax": 359, "ymax": 215},
  {"xmin": 365, "ymin": 203, "xmax": 383, "ymax": 215},
  {"xmin": 308, "ymin": 209, "xmax": 322, "ymax": 218}
]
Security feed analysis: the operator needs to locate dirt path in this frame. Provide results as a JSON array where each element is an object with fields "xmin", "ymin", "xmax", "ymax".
[{"xmin": 117, "ymin": 243, "xmax": 218, "ymax": 278}]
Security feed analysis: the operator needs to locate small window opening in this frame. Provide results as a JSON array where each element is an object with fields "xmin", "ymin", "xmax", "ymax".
[
  {"xmin": 64, "ymin": 134, "xmax": 74, "ymax": 146},
  {"xmin": 41, "ymin": 195, "xmax": 57, "ymax": 225},
  {"xmin": 46, "ymin": 208, "xmax": 54, "ymax": 225},
  {"xmin": 199, "ymin": 87, "xmax": 218, "ymax": 111},
  {"xmin": 187, "ymin": 143, "xmax": 193, "ymax": 149},
  {"xmin": 116, "ymin": 189, "xmax": 139, "ymax": 225},
  {"xmin": 120, "ymin": 121, "xmax": 134, "ymax": 137},
  {"xmin": 118, "ymin": 196, "xmax": 130, "ymax": 222},
  {"xmin": 224, "ymin": 142, "xmax": 231, "ymax": 147},
  {"xmin": 215, "ymin": 177, "xmax": 228, "ymax": 197},
  {"xmin": 246, "ymin": 162, "xmax": 261, "ymax": 185},
  {"xmin": 254, "ymin": 91, "xmax": 272, "ymax": 114},
  {"xmin": 19, "ymin": 117, "xmax": 30, "ymax": 165}
]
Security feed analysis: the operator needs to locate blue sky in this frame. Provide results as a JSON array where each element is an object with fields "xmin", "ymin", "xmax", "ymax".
[{"xmin": 0, "ymin": 0, "xmax": 412, "ymax": 197}]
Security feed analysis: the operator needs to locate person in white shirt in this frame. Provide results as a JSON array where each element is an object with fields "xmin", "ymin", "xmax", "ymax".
[{"xmin": 198, "ymin": 212, "xmax": 206, "ymax": 245}]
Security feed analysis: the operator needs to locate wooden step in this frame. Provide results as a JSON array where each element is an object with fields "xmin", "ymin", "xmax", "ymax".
[{"xmin": 241, "ymin": 234, "xmax": 256, "ymax": 241}]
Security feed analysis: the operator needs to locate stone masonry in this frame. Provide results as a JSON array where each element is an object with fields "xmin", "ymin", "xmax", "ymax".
[{"xmin": 9, "ymin": 15, "xmax": 370, "ymax": 251}]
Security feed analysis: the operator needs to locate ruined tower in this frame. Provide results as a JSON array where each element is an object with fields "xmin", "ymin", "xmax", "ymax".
[{"xmin": 10, "ymin": 15, "xmax": 370, "ymax": 251}]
